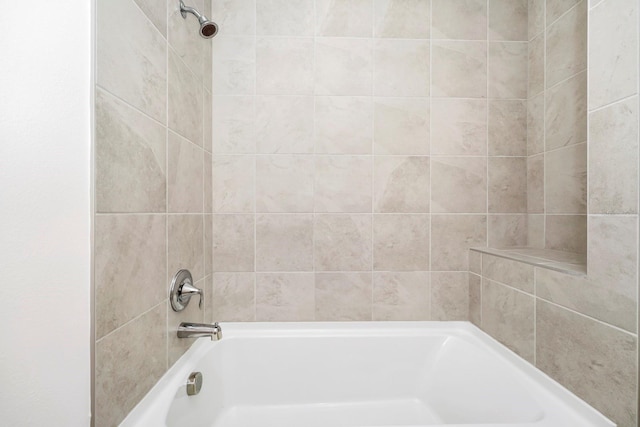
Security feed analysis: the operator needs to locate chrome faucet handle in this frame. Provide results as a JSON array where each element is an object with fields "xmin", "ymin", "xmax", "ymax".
[
  {"xmin": 170, "ymin": 269, "xmax": 203, "ymax": 311},
  {"xmin": 179, "ymin": 281, "xmax": 203, "ymax": 309}
]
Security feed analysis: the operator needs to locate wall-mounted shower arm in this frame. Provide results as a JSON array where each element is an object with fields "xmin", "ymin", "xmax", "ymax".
[{"xmin": 179, "ymin": 0, "xmax": 219, "ymax": 38}]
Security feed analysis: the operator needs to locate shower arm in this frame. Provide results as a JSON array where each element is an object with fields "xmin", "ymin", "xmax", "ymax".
[{"xmin": 180, "ymin": 0, "xmax": 204, "ymax": 23}]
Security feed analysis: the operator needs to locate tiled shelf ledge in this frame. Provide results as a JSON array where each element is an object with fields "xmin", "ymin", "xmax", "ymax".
[{"xmin": 470, "ymin": 247, "xmax": 587, "ymax": 276}]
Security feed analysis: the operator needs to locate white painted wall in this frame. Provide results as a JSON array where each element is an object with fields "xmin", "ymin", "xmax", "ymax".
[{"xmin": 0, "ymin": 0, "xmax": 92, "ymax": 425}]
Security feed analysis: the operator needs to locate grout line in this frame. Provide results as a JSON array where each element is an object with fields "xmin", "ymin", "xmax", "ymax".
[{"xmin": 588, "ymin": 93, "xmax": 639, "ymax": 114}]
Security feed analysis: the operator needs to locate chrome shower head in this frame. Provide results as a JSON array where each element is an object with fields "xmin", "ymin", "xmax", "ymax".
[{"xmin": 179, "ymin": 0, "xmax": 219, "ymax": 39}]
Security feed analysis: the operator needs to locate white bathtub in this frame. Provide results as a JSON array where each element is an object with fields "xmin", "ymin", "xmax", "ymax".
[{"xmin": 120, "ymin": 322, "xmax": 614, "ymax": 427}]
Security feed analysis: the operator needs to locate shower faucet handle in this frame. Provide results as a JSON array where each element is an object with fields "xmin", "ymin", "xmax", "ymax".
[
  {"xmin": 179, "ymin": 281, "xmax": 204, "ymax": 309},
  {"xmin": 170, "ymin": 269, "xmax": 203, "ymax": 311}
]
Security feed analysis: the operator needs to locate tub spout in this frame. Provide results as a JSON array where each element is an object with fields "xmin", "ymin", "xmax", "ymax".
[{"xmin": 177, "ymin": 322, "xmax": 222, "ymax": 341}]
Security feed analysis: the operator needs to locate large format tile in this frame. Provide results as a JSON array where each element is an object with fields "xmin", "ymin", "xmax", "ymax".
[
  {"xmin": 134, "ymin": 0, "xmax": 168, "ymax": 37},
  {"xmin": 168, "ymin": 214, "xmax": 205, "ymax": 281},
  {"xmin": 315, "ymin": 38, "xmax": 373, "ymax": 96},
  {"xmin": 487, "ymin": 214, "xmax": 527, "ymax": 247},
  {"xmin": 211, "ymin": 0, "xmax": 256, "ymax": 36},
  {"xmin": 374, "ymin": 97, "xmax": 429, "ymax": 155},
  {"xmin": 488, "ymin": 100, "xmax": 527, "ymax": 156},
  {"xmin": 545, "ymin": 71, "xmax": 587, "ymax": 150},
  {"xmin": 545, "ymin": 143, "xmax": 587, "ymax": 214},
  {"xmin": 257, "ymin": 37, "xmax": 314, "ymax": 95},
  {"xmin": 374, "ymin": 0, "xmax": 430, "ymax": 39},
  {"xmin": 431, "ymin": 0, "xmax": 487, "ymax": 40},
  {"xmin": 167, "ymin": 131, "xmax": 204, "ymax": 213},
  {"xmin": 168, "ymin": 0, "xmax": 204, "ymax": 83},
  {"xmin": 431, "ymin": 215, "xmax": 487, "ymax": 271},
  {"xmin": 468, "ymin": 273, "xmax": 481, "ymax": 326},
  {"xmin": 211, "ymin": 96, "xmax": 256, "ymax": 153},
  {"xmin": 212, "ymin": 214, "xmax": 255, "ymax": 271},
  {"xmin": 256, "ymin": 273, "xmax": 315, "ymax": 320},
  {"xmin": 374, "ymin": 156, "xmax": 430, "ymax": 213},
  {"xmin": 528, "ymin": 0, "xmax": 544, "ymax": 39},
  {"xmin": 546, "ymin": 0, "xmax": 581, "ymax": 24},
  {"xmin": 257, "ymin": 0, "xmax": 314, "ymax": 36},
  {"xmin": 488, "ymin": 0, "xmax": 527, "ymax": 41},
  {"xmin": 212, "ymin": 155, "xmax": 255, "ymax": 213},
  {"xmin": 374, "ymin": 40, "xmax": 430, "ymax": 97},
  {"xmin": 431, "ymin": 41, "xmax": 487, "ymax": 98},
  {"xmin": 545, "ymin": 215, "xmax": 587, "ymax": 254},
  {"xmin": 315, "ymin": 273, "xmax": 373, "ymax": 321},
  {"xmin": 527, "ymin": 154, "xmax": 544, "ymax": 213},
  {"xmin": 316, "ymin": 96, "xmax": 373, "ymax": 154},
  {"xmin": 256, "ymin": 155, "xmax": 314, "ymax": 212},
  {"xmin": 488, "ymin": 42, "xmax": 528, "ymax": 99},
  {"xmin": 314, "ymin": 156, "xmax": 373, "ymax": 213},
  {"xmin": 314, "ymin": 214, "xmax": 372, "ymax": 271},
  {"xmin": 373, "ymin": 215, "xmax": 430, "ymax": 271},
  {"xmin": 431, "ymin": 99, "xmax": 487, "ymax": 155},
  {"xmin": 482, "ymin": 254, "xmax": 534, "ymax": 293},
  {"xmin": 256, "ymin": 96, "xmax": 314, "ymax": 153},
  {"xmin": 211, "ymin": 36, "xmax": 256, "ymax": 95},
  {"xmin": 545, "ymin": 0, "xmax": 587, "ymax": 88},
  {"xmin": 488, "ymin": 157, "xmax": 527, "ymax": 213},
  {"xmin": 316, "ymin": 0, "xmax": 373, "ymax": 37},
  {"xmin": 527, "ymin": 93, "xmax": 544, "ymax": 155},
  {"xmin": 431, "ymin": 272, "xmax": 469, "ymax": 321},
  {"xmin": 168, "ymin": 50, "xmax": 203, "ymax": 145},
  {"xmin": 373, "ymin": 272, "xmax": 430, "ymax": 320},
  {"xmin": 528, "ymin": 34, "xmax": 544, "ymax": 97},
  {"xmin": 211, "ymin": 273, "xmax": 256, "ymax": 321},
  {"xmin": 256, "ymin": 214, "xmax": 313, "ymax": 271},
  {"xmin": 431, "ymin": 157, "xmax": 487, "ymax": 213}
]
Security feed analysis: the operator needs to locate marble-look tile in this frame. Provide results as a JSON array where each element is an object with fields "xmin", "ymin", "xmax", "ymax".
[
  {"xmin": 314, "ymin": 156, "xmax": 373, "ymax": 213},
  {"xmin": 431, "ymin": 0, "xmax": 487, "ymax": 40},
  {"xmin": 211, "ymin": 272, "xmax": 255, "ymax": 321},
  {"xmin": 315, "ymin": 273, "xmax": 373, "ymax": 321},
  {"xmin": 204, "ymin": 214, "xmax": 212, "ymax": 275},
  {"xmin": 95, "ymin": 89, "xmax": 166, "ymax": 213},
  {"xmin": 168, "ymin": 280, "xmax": 205, "ymax": 365},
  {"xmin": 545, "ymin": 214, "xmax": 587, "ymax": 254},
  {"xmin": 315, "ymin": 38, "xmax": 373, "ymax": 96},
  {"xmin": 212, "ymin": 214, "xmax": 255, "ymax": 271},
  {"xmin": 316, "ymin": 96, "xmax": 373, "ymax": 154},
  {"xmin": 256, "ymin": 273, "xmax": 315, "ymax": 320},
  {"xmin": 134, "ymin": 0, "xmax": 168, "ymax": 36},
  {"xmin": 373, "ymin": 214, "xmax": 430, "ymax": 270},
  {"xmin": 203, "ymin": 90, "xmax": 212, "ymax": 152},
  {"xmin": 256, "ymin": 214, "xmax": 313, "ymax": 271},
  {"xmin": 95, "ymin": 215, "xmax": 166, "ymax": 339},
  {"xmin": 256, "ymin": 156, "xmax": 314, "ymax": 212},
  {"xmin": 468, "ymin": 273, "xmax": 481, "ymax": 325},
  {"xmin": 589, "ymin": 97, "xmax": 639, "ymax": 214},
  {"xmin": 168, "ymin": 1, "xmax": 204, "ymax": 83},
  {"xmin": 373, "ymin": 272, "xmax": 430, "ymax": 320},
  {"xmin": 528, "ymin": 0, "xmax": 544, "ymax": 39},
  {"xmin": 489, "ymin": 0, "xmax": 527, "ymax": 41},
  {"xmin": 431, "ymin": 215, "xmax": 487, "ymax": 271},
  {"xmin": 431, "ymin": 272, "xmax": 469, "ymax": 321},
  {"xmin": 168, "ymin": 214, "xmax": 204, "ymax": 281},
  {"xmin": 95, "ymin": 304, "xmax": 166, "ymax": 427},
  {"xmin": 469, "ymin": 250, "xmax": 482, "ymax": 274},
  {"xmin": 374, "ymin": 97, "xmax": 429, "ymax": 155},
  {"xmin": 589, "ymin": 0, "xmax": 638, "ymax": 109},
  {"xmin": 546, "ymin": 0, "xmax": 587, "ymax": 88},
  {"xmin": 212, "ymin": 155, "xmax": 255, "ymax": 213},
  {"xmin": 211, "ymin": 0, "xmax": 256, "ymax": 35},
  {"xmin": 488, "ymin": 100, "xmax": 527, "ymax": 156},
  {"xmin": 431, "ymin": 41, "xmax": 487, "ymax": 98},
  {"xmin": 168, "ymin": 50, "xmax": 203, "ymax": 145},
  {"xmin": 545, "ymin": 143, "xmax": 587, "ymax": 214},
  {"xmin": 374, "ymin": 0, "xmax": 430, "ymax": 39},
  {"xmin": 488, "ymin": 157, "xmax": 527, "ymax": 213},
  {"xmin": 430, "ymin": 98, "xmax": 487, "ymax": 155},
  {"xmin": 482, "ymin": 254, "xmax": 534, "ymax": 293},
  {"xmin": 167, "ymin": 132, "xmax": 204, "ymax": 213},
  {"xmin": 527, "ymin": 214, "xmax": 545, "ymax": 249},
  {"xmin": 97, "ymin": 0, "xmax": 167, "ymax": 123},
  {"xmin": 374, "ymin": 40, "xmax": 429, "ymax": 97},
  {"xmin": 487, "ymin": 214, "xmax": 527, "ymax": 247},
  {"xmin": 546, "ymin": 0, "xmax": 581, "ymax": 24},
  {"xmin": 527, "ymin": 93, "xmax": 544, "ymax": 155},
  {"xmin": 482, "ymin": 279, "xmax": 534, "ymax": 362},
  {"xmin": 527, "ymin": 154, "xmax": 544, "ymax": 213},
  {"xmin": 257, "ymin": 37, "xmax": 314, "ymax": 95},
  {"xmin": 374, "ymin": 156, "xmax": 429, "ymax": 213},
  {"xmin": 211, "ymin": 96, "xmax": 255, "ymax": 153},
  {"xmin": 204, "ymin": 153, "xmax": 213, "ymax": 214},
  {"xmin": 314, "ymin": 214, "xmax": 373, "ymax": 271},
  {"xmin": 528, "ymin": 33, "xmax": 545, "ymax": 97},
  {"xmin": 257, "ymin": 0, "xmax": 314, "ymax": 36},
  {"xmin": 211, "ymin": 36, "xmax": 256, "ymax": 95},
  {"xmin": 536, "ymin": 301, "xmax": 637, "ymax": 427},
  {"xmin": 255, "ymin": 96, "xmax": 314, "ymax": 153},
  {"xmin": 316, "ymin": 0, "xmax": 373, "ymax": 37},
  {"xmin": 431, "ymin": 157, "xmax": 487, "ymax": 213},
  {"xmin": 203, "ymin": 33, "xmax": 212, "ymax": 93},
  {"xmin": 545, "ymin": 71, "xmax": 587, "ymax": 150},
  {"xmin": 488, "ymin": 42, "xmax": 528, "ymax": 99}
]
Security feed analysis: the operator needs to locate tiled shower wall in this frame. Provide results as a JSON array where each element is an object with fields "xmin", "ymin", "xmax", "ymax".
[
  {"xmin": 208, "ymin": 0, "xmax": 530, "ymax": 323},
  {"xmin": 93, "ymin": 0, "xmax": 213, "ymax": 425},
  {"xmin": 471, "ymin": 1, "xmax": 639, "ymax": 426}
]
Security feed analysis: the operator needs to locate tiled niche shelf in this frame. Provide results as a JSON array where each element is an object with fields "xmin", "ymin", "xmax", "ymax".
[{"xmin": 470, "ymin": 247, "xmax": 587, "ymax": 276}]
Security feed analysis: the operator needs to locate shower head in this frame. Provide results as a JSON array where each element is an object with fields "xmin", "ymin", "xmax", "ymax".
[{"xmin": 179, "ymin": 0, "xmax": 219, "ymax": 39}]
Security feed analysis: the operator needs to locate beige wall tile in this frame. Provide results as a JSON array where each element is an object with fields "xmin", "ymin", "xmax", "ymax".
[
  {"xmin": 489, "ymin": 0, "xmax": 528, "ymax": 41},
  {"xmin": 134, "ymin": 0, "xmax": 168, "ymax": 37},
  {"xmin": 431, "ymin": 41, "xmax": 487, "ymax": 98},
  {"xmin": 316, "ymin": 96, "xmax": 373, "ymax": 154},
  {"xmin": 256, "ymin": 0, "xmax": 314, "ymax": 36},
  {"xmin": 431, "ymin": 157, "xmax": 487, "ymax": 213},
  {"xmin": 168, "ymin": 131, "xmax": 204, "ymax": 213},
  {"xmin": 589, "ymin": 98, "xmax": 639, "ymax": 214},
  {"xmin": 204, "ymin": 214, "xmax": 213, "ymax": 276},
  {"xmin": 168, "ymin": 51, "xmax": 204, "ymax": 146},
  {"xmin": 526, "ymin": 214, "xmax": 545, "ymax": 248},
  {"xmin": 431, "ymin": 99, "xmax": 487, "ymax": 155},
  {"xmin": 488, "ymin": 42, "xmax": 528, "ymax": 99},
  {"xmin": 211, "ymin": 96, "xmax": 256, "ymax": 153},
  {"xmin": 481, "ymin": 279, "xmax": 534, "ymax": 362},
  {"xmin": 315, "ymin": 38, "xmax": 373, "ymax": 96},
  {"xmin": 256, "ymin": 37, "xmax": 314, "ymax": 94},
  {"xmin": 95, "ymin": 304, "xmax": 166, "ymax": 427},
  {"xmin": 97, "ymin": 0, "xmax": 167, "ymax": 123},
  {"xmin": 528, "ymin": 34, "xmax": 545, "ymax": 97},
  {"xmin": 315, "ymin": 156, "xmax": 373, "ymax": 213},
  {"xmin": 314, "ymin": 214, "xmax": 373, "ymax": 271},
  {"xmin": 431, "ymin": 0, "xmax": 487, "ymax": 40},
  {"xmin": 168, "ymin": 214, "xmax": 205, "ymax": 281},
  {"xmin": 256, "ymin": 96, "xmax": 314, "ymax": 153},
  {"xmin": 488, "ymin": 157, "xmax": 527, "ymax": 213},
  {"xmin": 203, "ymin": 90, "xmax": 212, "ymax": 152},
  {"xmin": 212, "ymin": 214, "xmax": 255, "ymax": 271},
  {"xmin": 256, "ymin": 273, "xmax": 315, "ymax": 320},
  {"xmin": 374, "ymin": 156, "xmax": 430, "ymax": 213},
  {"xmin": 374, "ymin": 97, "xmax": 429, "ymax": 155},
  {"xmin": 488, "ymin": 214, "xmax": 527, "ymax": 247},
  {"xmin": 373, "ymin": 214, "xmax": 430, "ymax": 270},
  {"xmin": 373, "ymin": 272, "xmax": 430, "ymax": 320},
  {"xmin": 468, "ymin": 273, "xmax": 481, "ymax": 325},
  {"xmin": 527, "ymin": 154, "xmax": 545, "ymax": 213},
  {"xmin": 212, "ymin": 155, "xmax": 255, "ymax": 213},
  {"xmin": 212, "ymin": 36, "xmax": 256, "ymax": 95},
  {"xmin": 545, "ymin": 143, "xmax": 587, "ymax": 214},
  {"xmin": 315, "ymin": 273, "xmax": 373, "ymax": 320},
  {"xmin": 374, "ymin": 40, "xmax": 430, "ymax": 97},
  {"xmin": 431, "ymin": 215, "xmax": 487, "ymax": 271},
  {"xmin": 431, "ymin": 272, "xmax": 469, "ymax": 320},
  {"xmin": 469, "ymin": 250, "xmax": 482, "ymax": 274},
  {"xmin": 488, "ymin": 100, "xmax": 527, "ymax": 156},
  {"xmin": 545, "ymin": 214, "xmax": 587, "ymax": 253},
  {"xmin": 545, "ymin": 0, "xmax": 587, "ymax": 88},
  {"xmin": 95, "ymin": 215, "xmax": 166, "ymax": 339},
  {"xmin": 547, "ymin": 0, "xmax": 581, "ymax": 24},
  {"xmin": 527, "ymin": 93, "xmax": 544, "ymax": 155},
  {"xmin": 95, "ymin": 89, "xmax": 166, "ymax": 213},
  {"xmin": 316, "ymin": 0, "xmax": 373, "ymax": 37},
  {"xmin": 545, "ymin": 71, "xmax": 587, "ymax": 150},
  {"xmin": 211, "ymin": 272, "xmax": 256, "ymax": 321},
  {"xmin": 168, "ymin": 1, "xmax": 204, "ymax": 83},
  {"xmin": 536, "ymin": 301, "xmax": 637, "ymax": 427},
  {"xmin": 256, "ymin": 155, "xmax": 314, "ymax": 213},
  {"xmin": 482, "ymin": 254, "xmax": 534, "ymax": 293},
  {"xmin": 168, "ymin": 279, "xmax": 205, "ymax": 365},
  {"xmin": 374, "ymin": 0, "xmax": 430, "ymax": 39},
  {"xmin": 256, "ymin": 214, "xmax": 313, "ymax": 271},
  {"xmin": 528, "ymin": 0, "xmax": 545, "ymax": 39},
  {"xmin": 211, "ymin": 0, "xmax": 256, "ymax": 35}
]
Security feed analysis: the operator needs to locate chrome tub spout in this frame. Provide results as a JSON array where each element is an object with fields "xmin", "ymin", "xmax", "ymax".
[{"xmin": 177, "ymin": 322, "xmax": 222, "ymax": 341}]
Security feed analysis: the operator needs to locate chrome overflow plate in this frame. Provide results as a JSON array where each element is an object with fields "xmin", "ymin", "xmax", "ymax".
[{"xmin": 187, "ymin": 372, "xmax": 203, "ymax": 396}]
